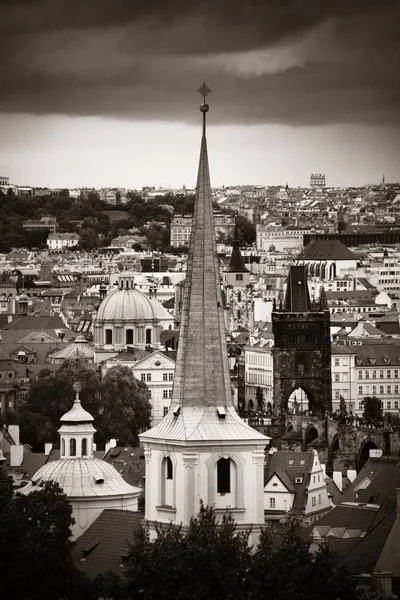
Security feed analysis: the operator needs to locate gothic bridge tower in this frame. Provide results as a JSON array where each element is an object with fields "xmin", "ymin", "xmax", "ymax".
[
  {"xmin": 272, "ymin": 265, "xmax": 332, "ymax": 416},
  {"xmin": 223, "ymin": 221, "xmax": 253, "ymax": 333}
]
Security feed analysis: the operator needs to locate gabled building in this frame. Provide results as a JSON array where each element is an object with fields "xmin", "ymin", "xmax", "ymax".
[
  {"xmin": 295, "ymin": 239, "xmax": 358, "ymax": 279},
  {"xmin": 264, "ymin": 449, "xmax": 331, "ymax": 524}
]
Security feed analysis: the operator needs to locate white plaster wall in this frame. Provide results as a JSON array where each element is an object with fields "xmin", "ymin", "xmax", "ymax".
[
  {"xmin": 144, "ymin": 442, "xmax": 266, "ymax": 530},
  {"xmin": 70, "ymin": 494, "xmax": 139, "ymax": 540},
  {"xmin": 264, "ymin": 474, "xmax": 294, "ymax": 512}
]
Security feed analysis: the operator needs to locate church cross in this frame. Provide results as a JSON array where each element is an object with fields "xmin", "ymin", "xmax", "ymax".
[{"xmin": 197, "ymin": 81, "xmax": 212, "ymax": 102}]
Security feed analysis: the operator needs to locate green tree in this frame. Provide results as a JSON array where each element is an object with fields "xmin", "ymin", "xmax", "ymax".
[
  {"xmin": 79, "ymin": 227, "xmax": 99, "ymax": 250},
  {"xmin": 0, "ymin": 472, "xmax": 93, "ymax": 599},
  {"xmin": 124, "ymin": 502, "xmax": 250, "ymax": 600},
  {"xmin": 248, "ymin": 519, "xmax": 356, "ymax": 600},
  {"xmin": 20, "ymin": 359, "xmax": 101, "ymax": 448},
  {"xmin": 361, "ymin": 395, "xmax": 383, "ymax": 423},
  {"xmin": 99, "ymin": 365, "xmax": 151, "ymax": 445},
  {"xmin": 235, "ymin": 214, "xmax": 256, "ymax": 246}
]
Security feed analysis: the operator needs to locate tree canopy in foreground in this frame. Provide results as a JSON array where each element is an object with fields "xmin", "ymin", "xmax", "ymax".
[
  {"xmin": 95, "ymin": 503, "xmax": 356, "ymax": 600},
  {"xmin": 0, "ymin": 477, "xmax": 357, "ymax": 600},
  {"xmin": 0, "ymin": 470, "xmax": 92, "ymax": 600}
]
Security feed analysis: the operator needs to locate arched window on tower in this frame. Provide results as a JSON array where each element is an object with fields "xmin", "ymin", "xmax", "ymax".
[
  {"xmin": 70, "ymin": 438, "xmax": 76, "ymax": 457},
  {"xmin": 161, "ymin": 456, "xmax": 174, "ymax": 506},
  {"xmin": 81, "ymin": 438, "xmax": 88, "ymax": 456},
  {"xmin": 165, "ymin": 457, "xmax": 173, "ymax": 480},
  {"xmin": 126, "ymin": 329, "xmax": 134, "ymax": 345},
  {"xmin": 146, "ymin": 329, "xmax": 152, "ymax": 345},
  {"xmin": 61, "ymin": 438, "xmax": 65, "ymax": 457},
  {"xmin": 217, "ymin": 458, "xmax": 231, "ymax": 493},
  {"xmin": 105, "ymin": 329, "xmax": 113, "ymax": 345}
]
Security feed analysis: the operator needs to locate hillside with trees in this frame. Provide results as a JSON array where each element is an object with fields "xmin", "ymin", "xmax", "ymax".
[{"xmin": 0, "ymin": 189, "xmax": 255, "ymax": 252}]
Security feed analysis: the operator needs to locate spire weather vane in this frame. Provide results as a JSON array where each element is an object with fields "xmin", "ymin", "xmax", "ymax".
[{"xmin": 197, "ymin": 81, "xmax": 212, "ymax": 102}]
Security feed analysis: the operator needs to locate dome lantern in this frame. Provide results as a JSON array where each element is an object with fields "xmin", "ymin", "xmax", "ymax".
[{"xmin": 58, "ymin": 382, "xmax": 96, "ymax": 459}]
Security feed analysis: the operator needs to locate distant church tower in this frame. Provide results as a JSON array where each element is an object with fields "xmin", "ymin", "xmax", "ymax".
[
  {"xmin": 140, "ymin": 84, "xmax": 269, "ymax": 544},
  {"xmin": 223, "ymin": 222, "xmax": 253, "ymax": 333},
  {"xmin": 272, "ymin": 265, "xmax": 332, "ymax": 417}
]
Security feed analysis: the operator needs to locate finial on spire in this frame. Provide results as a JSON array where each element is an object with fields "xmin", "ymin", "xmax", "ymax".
[
  {"xmin": 197, "ymin": 81, "xmax": 212, "ymax": 103},
  {"xmin": 197, "ymin": 81, "xmax": 211, "ymax": 136},
  {"xmin": 73, "ymin": 381, "xmax": 82, "ymax": 402}
]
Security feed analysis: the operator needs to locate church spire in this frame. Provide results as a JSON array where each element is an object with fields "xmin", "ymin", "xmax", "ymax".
[
  {"xmin": 225, "ymin": 216, "xmax": 249, "ymax": 274},
  {"xmin": 318, "ymin": 285, "xmax": 329, "ymax": 312},
  {"xmin": 171, "ymin": 83, "xmax": 232, "ymax": 409}
]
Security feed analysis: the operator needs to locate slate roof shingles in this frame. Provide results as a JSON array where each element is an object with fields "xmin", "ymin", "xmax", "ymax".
[{"xmin": 72, "ymin": 509, "xmax": 144, "ymax": 578}]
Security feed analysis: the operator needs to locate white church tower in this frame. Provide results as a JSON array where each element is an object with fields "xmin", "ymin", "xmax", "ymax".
[{"xmin": 140, "ymin": 83, "xmax": 269, "ymax": 543}]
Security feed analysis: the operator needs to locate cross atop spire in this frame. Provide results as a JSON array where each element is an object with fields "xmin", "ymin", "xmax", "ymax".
[
  {"xmin": 197, "ymin": 81, "xmax": 212, "ymax": 103},
  {"xmin": 198, "ymin": 81, "xmax": 211, "ymax": 137}
]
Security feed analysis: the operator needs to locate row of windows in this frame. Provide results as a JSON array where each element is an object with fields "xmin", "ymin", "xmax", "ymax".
[
  {"xmin": 140, "ymin": 373, "xmax": 174, "ymax": 382},
  {"xmin": 333, "ymin": 358, "xmax": 349, "ymax": 367},
  {"xmin": 358, "ymin": 400, "xmax": 399, "ymax": 410},
  {"xmin": 268, "ymin": 494, "xmax": 322, "ymax": 509},
  {"xmin": 62, "ymin": 437, "xmax": 88, "ymax": 456},
  {"xmin": 358, "ymin": 385, "xmax": 399, "ymax": 395},
  {"xmin": 105, "ymin": 328, "xmax": 152, "ymax": 345},
  {"xmin": 247, "ymin": 353, "xmax": 271, "ymax": 366},
  {"xmin": 358, "ymin": 370, "xmax": 399, "ymax": 379},
  {"xmin": 246, "ymin": 373, "xmax": 270, "ymax": 385},
  {"xmin": 334, "ymin": 373, "xmax": 349, "ymax": 382},
  {"xmin": 379, "ymin": 279, "xmax": 400, "ymax": 285}
]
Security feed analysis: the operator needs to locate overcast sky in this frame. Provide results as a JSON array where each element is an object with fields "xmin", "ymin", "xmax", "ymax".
[{"xmin": 0, "ymin": 0, "xmax": 399, "ymax": 189}]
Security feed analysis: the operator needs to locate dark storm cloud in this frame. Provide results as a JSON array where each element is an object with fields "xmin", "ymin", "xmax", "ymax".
[{"xmin": 0, "ymin": 0, "xmax": 399, "ymax": 125}]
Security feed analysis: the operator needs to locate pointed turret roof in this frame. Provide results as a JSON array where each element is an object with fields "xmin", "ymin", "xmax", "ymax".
[
  {"xmin": 224, "ymin": 220, "xmax": 249, "ymax": 274},
  {"xmin": 319, "ymin": 286, "xmax": 329, "ymax": 311},
  {"xmin": 283, "ymin": 265, "xmax": 312, "ymax": 312}
]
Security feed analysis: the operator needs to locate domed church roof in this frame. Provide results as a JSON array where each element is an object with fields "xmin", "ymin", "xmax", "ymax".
[
  {"xmin": 96, "ymin": 287, "xmax": 158, "ymax": 322},
  {"xmin": 20, "ymin": 382, "xmax": 141, "ymax": 500},
  {"xmin": 24, "ymin": 457, "xmax": 140, "ymax": 498}
]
